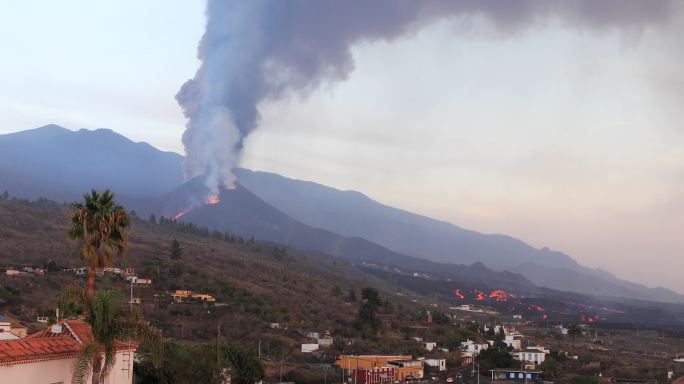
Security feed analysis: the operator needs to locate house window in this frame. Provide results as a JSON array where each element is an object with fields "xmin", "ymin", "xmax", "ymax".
[
  {"xmin": 509, "ymin": 373, "xmax": 515, "ymax": 379},
  {"xmin": 518, "ymin": 373, "xmax": 524, "ymax": 379}
]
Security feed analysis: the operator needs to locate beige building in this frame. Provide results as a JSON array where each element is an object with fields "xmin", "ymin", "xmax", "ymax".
[
  {"xmin": 335, "ymin": 355, "xmax": 424, "ymax": 381},
  {"xmin": 0, "ymin": 316, "xmax": 27, "ymax": 340},
  {"xmin": 172, "ymin": 289, "xmax": 216, "ymax": 302},
  {"xmin": 0, "ymin": 319, "xmax": 136, "ymax": 384}
]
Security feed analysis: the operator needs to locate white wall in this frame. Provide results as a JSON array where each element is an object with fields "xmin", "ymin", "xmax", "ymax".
[{"xmin": 0, "ymin": 350, "xmax": 134, "ymax": 384}]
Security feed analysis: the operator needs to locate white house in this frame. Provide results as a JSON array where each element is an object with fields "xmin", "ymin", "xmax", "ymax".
[
  {"xmin": 0, "ymin": 319, "xmax": 136, "ymax": 384},
  {"xmin": 515, "ymin": 348, "xmax": 548, "ymax": 365},
  {"xmin": 424, "ymin": 358, "xmax": 446, "ymax": 372},
  {"xmin": 527, "ymin": 346, "xmax": 550, "ymax": 354},
  {"xmin": 301, "ymin": 343, "xmax": 319, "ymax": 353},
  {"xmin": 461, "ymin": 340, "xmax": 489, "ymax": 355},
  {"xmin": 503, "ymin": 335, "xmax": 522, "ymax": 350},
  {"xmin": 317, "ymin": 337, "xmax": 334, "ymax": 347},
  {"xmin": 0, "ymin": 317, "xmax": 18, "ymax": 340},
  {"xmin": 424, "ymin": 341, "xmax": 437, "ymax": 351}
]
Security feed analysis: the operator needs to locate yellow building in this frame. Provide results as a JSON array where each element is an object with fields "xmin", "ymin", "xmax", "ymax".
[
  {"xmin": 172, "ymin": 290, "xmax": 193, "ymax": 302},
  {"xmin": 171, "ymin": 290, "xmax": 216, "ymax": 303},
  {"xmin": 335, "ymin": 355, "xmax": 424, "ymax": 381},
  {"xmin": 192, "ymin": 293, "xmax": 216, "ymax": 302}
]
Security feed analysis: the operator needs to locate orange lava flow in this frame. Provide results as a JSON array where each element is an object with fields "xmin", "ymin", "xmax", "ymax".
[
  {"xmin": 205, "ymin": 195, "xmax": 220, "ymax": 205},
  {"xmin": 488, "ymin": 289, "xmax": 516, "ymax": 301},
  {"xmin": 173, "ymin": 210, "xmax": 188, "ymax": 221}
]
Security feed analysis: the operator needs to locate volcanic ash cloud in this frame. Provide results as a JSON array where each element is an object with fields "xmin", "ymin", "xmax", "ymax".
[{"xmin": 176, "ymin": 0, "xmax": 674, "ymax": 197}]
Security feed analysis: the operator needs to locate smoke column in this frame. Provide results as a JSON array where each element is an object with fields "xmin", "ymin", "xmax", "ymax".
[{"xmin": 177, "ymin": 0, "xmax": 674, "ymax": 197}]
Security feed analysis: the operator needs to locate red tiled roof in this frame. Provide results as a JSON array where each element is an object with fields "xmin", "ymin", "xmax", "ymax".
[
  {"xmin": 0, "ymin": 336, "xmax": 81, "ymax": 365},
  {"xmin": 1, "ymin": 319, "xmax": 135, "ymax": 366},
  {"xmin": 27, "ymin": 319, "xmax": 94, "ymax": 343}
]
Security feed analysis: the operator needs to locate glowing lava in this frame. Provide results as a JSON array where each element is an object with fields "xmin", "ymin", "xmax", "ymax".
[
  {"xmin": 454, "ymin": 289, "xmax": 465, "ymax": 300},
  {"xmin": 488, "ymin": 289, "xmax": 516, "ymax": 301},
  {"xmin": 205, "ymin": 195, "xmax": 220, "ymax": 205},
  {"xmin": 173, "ymin": 210, "xmax": 190, "ymax": 221},
  {"xmin": 474, "ymin": 290, "xmax": 485, "ymax": 301}
]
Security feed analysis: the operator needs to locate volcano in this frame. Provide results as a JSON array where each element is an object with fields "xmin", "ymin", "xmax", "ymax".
[{"xmin": 159, "ymin": 177, "xmax": 535, "ymax": 292}]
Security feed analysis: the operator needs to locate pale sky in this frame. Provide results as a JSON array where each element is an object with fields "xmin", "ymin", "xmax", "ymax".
[{"xmin": 0, "ymin": 2, "xmax": 682, "ymax": 292}]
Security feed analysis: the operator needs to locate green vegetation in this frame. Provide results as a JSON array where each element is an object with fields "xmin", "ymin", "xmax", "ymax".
[
  {"xmin": 68, "ymin": 189, "xmax": 130, "ymax": 298},
  {"xmin": 170, "ymin": 239, "xmax": 182, "ymax": 260},
  {"xmin": 135, "ymin": 342, "xmax": 263, "ymax": 384},
  {"xmin": 568, "ymin": 324, "xmax": 584, "ymax": 340},
  {"xmin": 541, "ymin": 357, "xmax": 563, "ymax": 380},
  {"xmin": 65, "ymin": 190, "xmax": 162, "ymax": 384},
  {"xmin": 355, "ymin": 287, "xmax": 383, "ymax": 337},
  {"xmin": 477, "ymin": 340, "xmax": 517, "ymax": 370},
  {"xmin": 67, "ymin": 289, "xmax": 162, "ymax": 384},
  {"xmin": 347, "ymin": 289, "xmax": 357, "ymax": 302}
]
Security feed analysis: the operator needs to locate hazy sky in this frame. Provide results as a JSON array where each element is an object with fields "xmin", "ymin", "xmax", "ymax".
[{"xmin": 1, "ymin": 2, "xmax": 682, "ymax": 292}]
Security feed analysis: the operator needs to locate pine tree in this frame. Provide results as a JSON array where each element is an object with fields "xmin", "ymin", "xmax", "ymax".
[
  {"xmin": 148, "ymin": 214, "xmax": 157, "ymax": 224},
  {"xmin": 170, "ymin": 239, "xmax": 182, "ymax": 260},
  {"xmin": 347, "ymin": 289, "xmax": 357, "ymax": 302}
]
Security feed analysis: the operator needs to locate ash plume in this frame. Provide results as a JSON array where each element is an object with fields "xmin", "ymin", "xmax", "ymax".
[{"xmin": 177, "ymin": 0, "xmax": 675, "ymax": 195}]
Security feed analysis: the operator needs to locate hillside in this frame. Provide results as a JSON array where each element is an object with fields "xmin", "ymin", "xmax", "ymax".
[
  {"xmin": 3, "ymin": 196, "xmax": 684, "ymax": 341},
  {"xmin": 0, "ymin": 197, "xmax": 437, "ymax": 357},
  {"xmin": 235, "ymin": 169, "xmax": 684, "ymax": 303},
  {"xmin": 161, "ymin": 177, "xmax": 536, "ymax": 293},
  {"xmin": 1, "ymin": 125, "xmax": 681, "ymax": 303}
]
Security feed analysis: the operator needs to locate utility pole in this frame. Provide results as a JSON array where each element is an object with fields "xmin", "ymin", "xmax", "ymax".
[{"xmin": 216, "ymin": 324, "xmax": 221, "ymax": 368}]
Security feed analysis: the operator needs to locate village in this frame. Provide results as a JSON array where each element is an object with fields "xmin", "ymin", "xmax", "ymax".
[{"xmin": 3, "ymin": 259, "xmax": 684, "ymax": 384}]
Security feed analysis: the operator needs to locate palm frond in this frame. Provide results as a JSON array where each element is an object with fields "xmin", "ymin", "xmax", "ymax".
[
  {"xmin": 114, "ymin": 308, "xmax": 164, "ymax": 367},
  {"xmin": 100, "ymin": 342, "xmax": 117, "ymax": 379},
  {"xmin": 72, "ymin": 342, "xmax": 98, "ymax": 384}
]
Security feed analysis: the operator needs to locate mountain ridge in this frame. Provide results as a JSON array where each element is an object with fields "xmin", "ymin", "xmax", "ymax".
[{"xmin": 1, "ymin": 124, "xmax": 681, "ymax": 302}]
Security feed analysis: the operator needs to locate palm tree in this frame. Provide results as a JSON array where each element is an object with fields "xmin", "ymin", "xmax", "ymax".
[
  {"xmin": 68, "ymin": 189, "xmax": 130, "ymax": 299},
  {"xmin": 70, "ymin": 289, "xmax": 163, "ymax": 384},
  {"xmin": 567, "ymin": 324, "xmax": 583, "ymax": 343}
]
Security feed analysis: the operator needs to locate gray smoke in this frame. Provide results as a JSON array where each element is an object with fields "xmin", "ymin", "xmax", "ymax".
[{"xmin": 176, "ymin": 0, "xmax": 675, "ymax": 196}]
